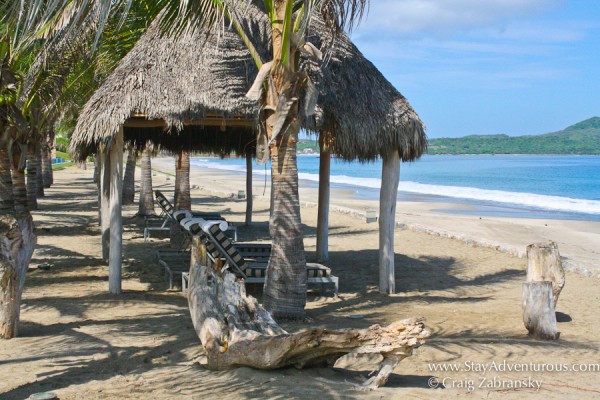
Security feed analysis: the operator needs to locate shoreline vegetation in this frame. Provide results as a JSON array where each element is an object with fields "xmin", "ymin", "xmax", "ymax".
[{"xmin": 297, "ymin": 117, "xmax": 600, "ymax": 155}]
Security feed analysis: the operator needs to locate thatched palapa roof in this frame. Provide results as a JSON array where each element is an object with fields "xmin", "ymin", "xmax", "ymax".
[
  {"xmin": 71, "ymin": 5, "xmax": 426, "ymax": 162},
  {"xmin": 71, "ymin": 16, "xmax": 258, "ymax": 159}
]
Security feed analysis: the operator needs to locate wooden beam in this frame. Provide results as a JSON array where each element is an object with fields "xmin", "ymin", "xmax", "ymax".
[
  {"xmin": 245, "ymin": 153, "xmax": 253, "ymax": 226},
  {"xmin": 100, "ymin": 150, "xmax": 111, "ymax": 262},
  {"xmin": 379, "ymin": 150, "xmax": 401, "ymax": 294},
  {"xmin": 124, "ymin": 117, "xmax": 254, "ymax": 129},
  {"xmin": 316, "ymin": 134, "xmax": 331, "ymax": 262},
  {"xmin": 108, "ymin": 128, "xmax": 124, "ymax": 294}
]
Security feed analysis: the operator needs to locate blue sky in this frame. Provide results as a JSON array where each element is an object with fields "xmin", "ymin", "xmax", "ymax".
[{"xmin": 351, "ymin": 0, "xmax": 600, "ymax": 138}]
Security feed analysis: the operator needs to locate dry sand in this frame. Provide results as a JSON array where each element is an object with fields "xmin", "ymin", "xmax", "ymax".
[{"xmin": 1, "ymin": 163, "xmax": 600, "ymax": 399}]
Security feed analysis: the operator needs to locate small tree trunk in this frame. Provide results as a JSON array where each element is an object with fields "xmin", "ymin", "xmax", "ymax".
[
  {"xmin": 41, "ymin": 141, "xmax": 52, "ymax": 188},
  {"xmin": 26, "ymin": 142, "xmax": 38, "ymax": 211},
  {"xmin": 522, "ymin": 281, "xmax": 559, "ymax": 340},
  {"xmin": 122, "ymin": 148, "xmax": 136, "ymax": 205},
  {"xmin": 0, "ymin": 213, "xmax": 36, "ymax": 339},
  {"xmin": 245, "ymin": 152, "xmax": 253, "ymax": 226},
  {"xmin": 526, "ymin": 241, "xmax": 565, "ymax": 307},
  {"xmin": 35, "ymin": 145, "xmax": 44, "ymax": 198},
  {"xmin": 137, "ymin": 148, "xmax": 156, "ymax": 216},
  {"xmin": 108, "ymin": 129, "xmax": 124, "ymax": 294},
  {"xmin": 170, "ymin": 150, "xmax": 191, "ymax": 248},
  {"xmin": 187, "ymin": 236, "xmax": 429, "ymax": 389},
  {"xmin": 316, "ymin": 134, "xmax": 331, "ymax": 262},
  {"xmin": 379, "ymin": 151, "xmax": 400, "ymax": 294}
]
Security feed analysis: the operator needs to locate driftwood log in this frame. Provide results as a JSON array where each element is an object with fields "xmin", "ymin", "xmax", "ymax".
[
  {"xmin": 526, "ymin": 241, "xmax": 565, "ymax": 307},
  {"xmin": 522, "ymin": 281, "xmax": 559, "ymax": 340},
  {"xmin": 187, "ymin": 237, "xmax": 429, "ymax": 390},
  {"xmin": 0, "ymin": 214, "xmax": 36, "ymax": 339}
]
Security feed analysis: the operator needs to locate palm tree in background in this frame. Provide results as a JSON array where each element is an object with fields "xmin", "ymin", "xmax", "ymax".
[
  {"xmin": 0, "ymin": 0, "xmax": 163, "ymax": 338},
  {"xmin": 122, "ymin": 144, "xmax": 137, "ymax": 205},
  {"xmin": 3, "ymin": 0, "xmax": 368, "ymax": 319}
]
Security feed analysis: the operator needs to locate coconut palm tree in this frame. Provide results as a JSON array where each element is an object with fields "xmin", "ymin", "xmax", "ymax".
[{"xmin": 154, "ymin": 0, "xmax": 367, "ymax": 319}]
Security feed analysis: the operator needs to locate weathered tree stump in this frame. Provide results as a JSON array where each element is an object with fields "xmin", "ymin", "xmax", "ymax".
[
  {"xmin": 522, "ymin": 281, "xmax": 559, "ymax": 340},
  {"xmin": 0, "ymin": 214, "xmax": 36, "ymax": 339},
  {"xmin": 186, "ymin": 237, "xmax": 429, "ymax": 390},
  {"xmin": 526, "ymin": 241, "xmax": 565, "ymax": 307}
]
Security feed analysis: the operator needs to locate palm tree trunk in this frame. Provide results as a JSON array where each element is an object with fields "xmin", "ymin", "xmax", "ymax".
[
  {"xmin": 0, "ymin": 212, "xmax": 36, "ymax": 339},
  {"xmin": 262, "ymin": 8, "xmax": 307, "ymax": 319},
  {"xmin": 47, "ymin": 130, "xmax": 55, "ymax": 186},
  {"xmin": 122, "ymin": 148, "xmax": 136, "ymax": 205},
  {"xmin": 1, "ymin": 134, "xmax": 36, "ymax": 339},
  {"xmin": 137, "ymin": 148, "xmax": 156, "ymax": 216},
  {"xmin": 41, "ymin": 140, "xmax": 52, "ymax": 188},
  {"xmin": 11, "ymin": 169, "xmax": 27, "ymax": 216},
  {"xmin": 0, "ymin": 143, "xmax": 14, "ymax": 212},
  {"xmin": 35, "ymin": 145, "xmax": 44, "ymax": 198},
  {"xmin": 170, "ymin": 149, "xmax": 191, "ymax": 248},
  {"xmin": 26, "ymin": 142, "xmax": 38, "ymax": 211}
]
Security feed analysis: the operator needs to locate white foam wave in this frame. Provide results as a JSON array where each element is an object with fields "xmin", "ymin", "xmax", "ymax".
[{"xmin": 192, "ymin": 158, "xmax": 600, "ymax": 215}]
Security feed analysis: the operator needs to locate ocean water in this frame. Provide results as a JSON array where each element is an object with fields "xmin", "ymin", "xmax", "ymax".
[{"xmin": 191, "ymin": 155, "xmax": 600, "ymax": 221}]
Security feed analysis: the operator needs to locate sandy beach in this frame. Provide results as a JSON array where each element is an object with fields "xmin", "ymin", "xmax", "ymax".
[{"xmin": 2, "ymin": 164, "xmax": 600, "ymax": 399}]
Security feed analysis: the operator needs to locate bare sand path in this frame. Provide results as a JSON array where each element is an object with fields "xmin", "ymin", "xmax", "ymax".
[{"xmin": 1, "ymin": 165, "xmax": 599, "ymax": 399}]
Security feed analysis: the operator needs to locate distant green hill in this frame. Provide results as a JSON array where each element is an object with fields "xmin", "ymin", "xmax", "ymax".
[{"xmin": 428, "ymin": 117, "xmax": 600, "ymax": 155}]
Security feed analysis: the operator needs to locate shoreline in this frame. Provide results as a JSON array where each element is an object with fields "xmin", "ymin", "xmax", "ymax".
[{"xmin": 151, "ymin": 157, "xmax": 600, "ymax": 277}]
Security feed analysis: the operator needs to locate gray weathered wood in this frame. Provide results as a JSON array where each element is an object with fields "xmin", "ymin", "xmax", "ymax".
[
  {"xmin": 317, "ymin": 134, "xmax": 331, "ymax": 262},
  {"xmin": 526, "ymin": 241, "xmax": 565, "ymax": 307},
  {"xmin": 187, "ymin": 236, "xmax": 429, "ymax": 390},
  {"xmin": 522, "ymin": 281, "xmax": 559, "ymax": 340},
  {"xmin": 379, "ymin": 151, "xmax": 400, "ymax": 294},
  {"xmin": 108, "ymin": 128, "xmax": 123, "ymax": 294},
  {"xmin": 100, "ymin": 150, "xmax": 111, "ymax": 261},
  {"xmin": 245, "ymin": 152, "xmax": 253, "ymax": 226}
]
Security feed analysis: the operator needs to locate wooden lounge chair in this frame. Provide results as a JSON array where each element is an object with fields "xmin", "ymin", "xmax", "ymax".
[{"xmin": 181, "ymin": 217, "xmax": 339, "ymax": 296}]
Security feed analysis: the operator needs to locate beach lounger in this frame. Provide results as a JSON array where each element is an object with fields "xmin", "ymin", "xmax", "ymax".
[
  {"xmin": 181, "ymin": 217, "xmax": 339, "ymax": 296},
  {"xmin": 144, "ymin": 214, "xmax": 170, "ymax": 242},
  {"xmin": 155, "ymin": 190, "xmax": 237, "ymax": 243},
  {"xmin": 156, "ymin": 249, "xmax": 190, "ymax": 289}
]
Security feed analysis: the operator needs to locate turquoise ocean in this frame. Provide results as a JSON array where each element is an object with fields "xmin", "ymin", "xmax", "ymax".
[{"xmin": 191, "ymin": 155, "xmax": 600, "ymax": 222}]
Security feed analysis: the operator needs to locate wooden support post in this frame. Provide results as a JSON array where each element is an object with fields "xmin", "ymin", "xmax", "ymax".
[
  {"xmin": 527, "ymin": 241, "xmax": 565, "ymax": 307},
  {"xmin": 379, "ymin": 151, "xmax": 400, "ymax": 294},
  {"xmin": 316, "ymin": 134, "xmax": 331, "ymax": 262},
  {"xmin": 100, "ymin": 150, "xmax": 111, "ymax": 261},
  {"xmin": 522, "ymin": 281, "xmax": 559, "ymax": 340},
  {"xmin": 108, "ymin": 128, "xmax": 124, "ymax": 294},
  {"xmin": 245, "ymin": 152, "xmax": 253, "ymax": 226}
]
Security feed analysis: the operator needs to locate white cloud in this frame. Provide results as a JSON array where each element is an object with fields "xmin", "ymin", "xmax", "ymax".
[{"xmin": 358, "ymin": 0, "xmax": 564, "ymax": 37}]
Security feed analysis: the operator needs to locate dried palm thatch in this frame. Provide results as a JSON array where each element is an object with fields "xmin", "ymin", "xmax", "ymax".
[
  {"xmin": 70, "ymin": 4, "xmax": 426, "ymax": 162},
  {"xmin": 70, "ymin": 15, "xmax": 258, "ymax": 160}
]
